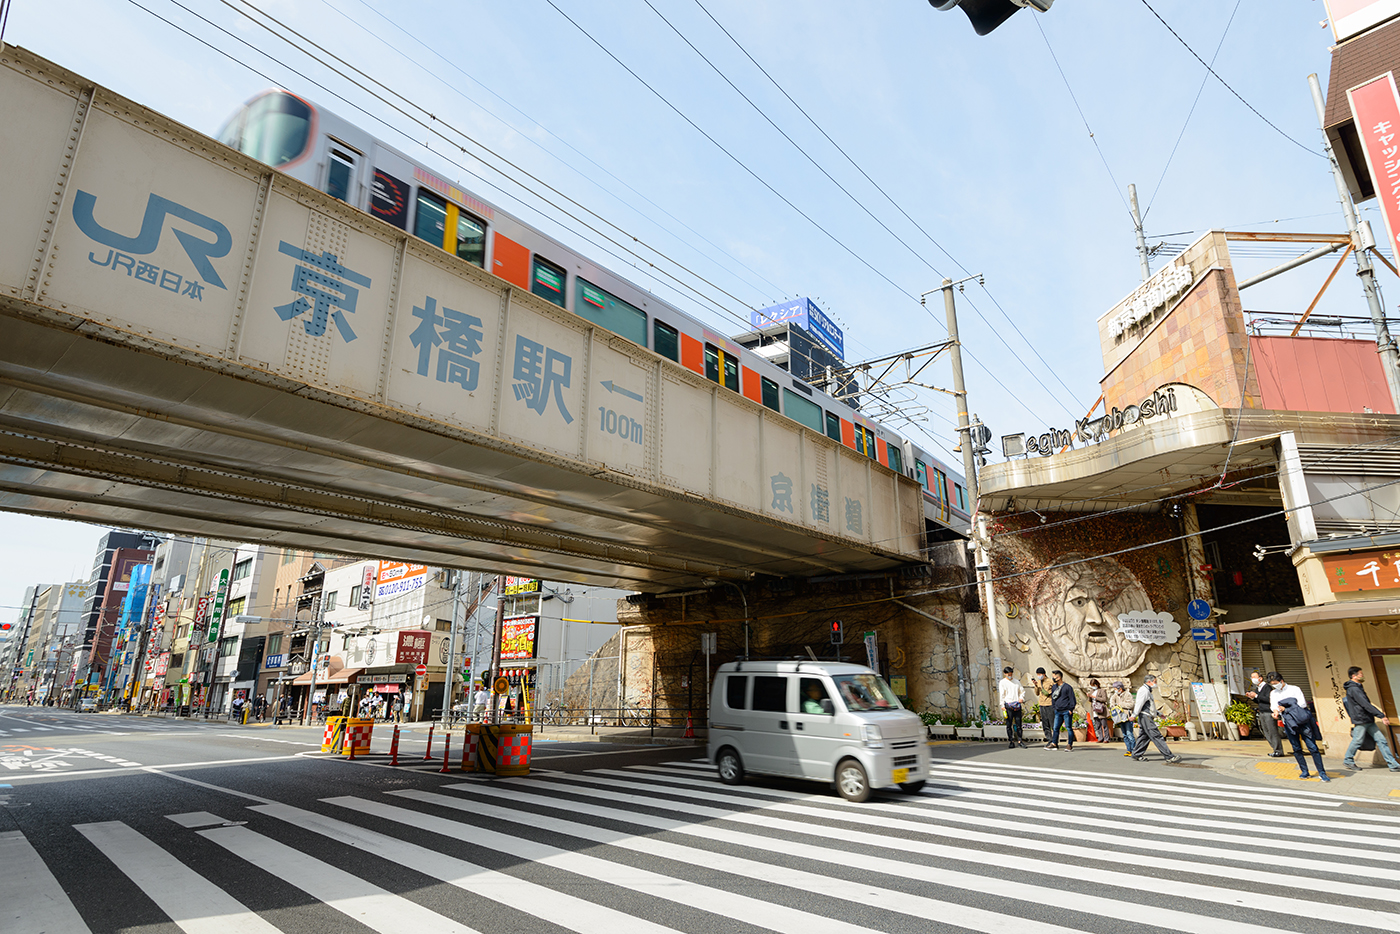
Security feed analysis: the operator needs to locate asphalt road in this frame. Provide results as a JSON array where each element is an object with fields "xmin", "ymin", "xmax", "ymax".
[{"xmin": 4, "ymin": 704, "xmax": 1400, "ymax": 934}]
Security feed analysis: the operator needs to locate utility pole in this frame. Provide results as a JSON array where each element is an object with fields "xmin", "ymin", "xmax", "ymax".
[
  {"xmin": 1129, "ymin": 183, "xmax": 1151, "ymax": 282},
  {"xmin": 301, "ymin": 593, "xmax": 324, "ymax": 726},
  {"xmin": 1308, "ymin": 73, "xmax": 1400, "ymax": 410},
  {"xmin": 941, "ymin": 278, "xmax": 980, "ymax": 504},
  {"xmin": 440, "ymin": 571, "xmax": 463, "ymax": 729}
]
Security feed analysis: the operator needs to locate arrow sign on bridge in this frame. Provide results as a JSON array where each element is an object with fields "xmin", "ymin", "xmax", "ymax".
[{"xmin": 599, "ymin": 381, "xmax": 643, "ymax": 403}]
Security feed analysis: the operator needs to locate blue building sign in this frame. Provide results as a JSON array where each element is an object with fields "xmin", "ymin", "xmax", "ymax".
[{"xmin": 752, "ymin": 297, "xmax": 845, "ymax": 360}]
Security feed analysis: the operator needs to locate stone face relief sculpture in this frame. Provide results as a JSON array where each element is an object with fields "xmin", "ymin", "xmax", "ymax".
[{"xmin": 1028, "ymin": 552, "xmax": 1154, "ymax": 678}]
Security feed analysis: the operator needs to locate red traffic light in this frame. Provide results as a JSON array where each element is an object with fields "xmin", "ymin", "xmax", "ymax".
[{"xmin": 830, "ymin": 620, "xmax": 844, "ymax": 644}]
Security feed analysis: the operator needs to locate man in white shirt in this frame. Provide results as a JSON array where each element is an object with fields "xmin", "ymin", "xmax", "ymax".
[
  {"xmin": 1130, "ymin": 674, "xmax": 1182, "ymax": 763},
  {"xmin": 998, "ymin": 667, "xmax": 1026, "ymax": 749},
  {"xmin": 1267, "ymin": 675, "xmax": 1307, "ymax": 717}
]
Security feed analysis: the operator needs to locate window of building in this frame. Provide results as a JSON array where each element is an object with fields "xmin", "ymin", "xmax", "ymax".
[
  {"xmin": 225, "ymin": 596, "xmax": 246, "ymax": 620},
  {"xmin": 323, "ymin": 591, "xmax": 338, "ymax": 612},
  {"xmin": 454, "ymin": 209, "xmax": 487, "ymax": 268},
  {"xmin": 218, "ymin": 636, "xmax": 238, "ymax": 658},
  {"xmin": 281, "ymin": 548, "xmax": 297, "ymax": 565},
  {"xmin": 760, "ymin": 376, "xmax": 780, "ymax": 412},
  {"xmin": 531, "ymin": 255, "xmax": 566, "ymax": 307},
  {"xmin": 825, "ymin": 411, "xmax": 842, "ymax": 442},
  {"xmin": 782, "ymin": 389, "xmax": 824, "ymax": 432},
  {"xmin": 266, "ymin": 633, "xmax": 282, "ymax": 655},
  {"xmin": 435, "ymin": 619, "xmax": 452, "ymax": 632},
  {"xmin": 653, "ymin": 320, "xmax": 679, "ymax": 362},
  {"xmin": 576, "ymin": 279, "xmax": 647, "ymax": 344},
  {"xmin": 413, "ymin": 189, "xmax": 448, "ymax": 246},
  {"xmin": 349, "ymin": 585, "xmax": 360, "ymax": 608},
  {"xmin": 231, "ymin": 558, "xmax": 253, "ymax": 582},
  {"xmin": 170, "ymin": 652, "xmax": 183, "ymax": 667}
]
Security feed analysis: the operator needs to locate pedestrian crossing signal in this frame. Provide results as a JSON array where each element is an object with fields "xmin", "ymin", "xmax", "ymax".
[{"xmin": 830, "ymin": 620, "xmax": 844, "ymax": 644}]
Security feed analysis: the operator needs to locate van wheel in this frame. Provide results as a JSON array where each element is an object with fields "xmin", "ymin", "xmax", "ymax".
[
  {"xmin": 898, "ymin": 780, "xmax": 926, "ymax": 795},
  {"xmin": 716, "ymin": 748, "xmax": 744, "ymax": 785},
  {"xmin": 835, "ymin": 759, "xmax": 871, "ymax": 802}
]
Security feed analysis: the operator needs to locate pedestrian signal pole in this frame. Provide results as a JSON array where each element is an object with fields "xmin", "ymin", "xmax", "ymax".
[{"xmin": 830, "ymin": 619, "xmax": 844, "ymax": 662}]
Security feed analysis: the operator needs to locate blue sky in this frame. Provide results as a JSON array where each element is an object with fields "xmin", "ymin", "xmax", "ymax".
[{"xmin": 0, "ymin": 0, "xmax": 1378, "ymax": 615}]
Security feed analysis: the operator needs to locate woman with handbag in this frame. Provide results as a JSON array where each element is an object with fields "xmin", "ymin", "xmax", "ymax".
[
  {"xmin": 1108, "ymin": 680, "xmax": 1136, "ymax": 756},
  {"xmin": 1087, "ymin": 678, "xmax": 1111, "ymax": 743}
]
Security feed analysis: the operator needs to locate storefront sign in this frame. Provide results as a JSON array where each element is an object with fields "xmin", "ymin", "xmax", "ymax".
[
  {"xmin": 1114, "ymin": 611, "xmax": 1181, "ymax": 645},
  {"xmin": 370, "ymin": 673, "xmax": 407, "ymax": 685},
  {"xmin": 154, "ymin": 652, "xmax": 169, "ymax": 677},
  {"xmin": 1322, "ymin": 548, "xmax": 1400, "ymax": 594},
  {"xmin": 358, "ymin": 564, "xmax": 376, "ymax": 610},
  {"xmin": 206, "ymin": 567, "xmax": 231, "ymax": 643},
  {"xmin": 1349, "ymin": 73, "xmax": 1400, "ymax": 261},
  {"xmin": 192, "ymin": 595, "xmax": 210, "ymax": 631},
  {"xmin": 264, "ymin": 653, "xmax": 285, "ymax": 668},
  {"xmin": 395, "ymin": 629, "xmax": 431, "ymax": 666},
  {"xmin": 1108, "ymin": 263, "xmax": 1194, "ymax": 338},
  {"xmin": 375, "ymin": 561, "xmax": 428, "ymax": 600},
  {"xmin": 1019, "ymin": 387, "xmax": 1181, "ymax": 456},
  {"xmin": 502, "ymin": 576, "xmax": 541, "ymax": 595},
  {"xmin": 1191, "ymin": 682, "xmax": 1228, "ymax": 723},
  {"xmin": 501, "ymin": 615, "xmax": 537, "ymax": 660}
]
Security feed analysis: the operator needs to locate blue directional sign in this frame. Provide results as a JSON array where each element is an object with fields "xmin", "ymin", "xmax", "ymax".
[
  {"xmin": 1191, "ymin": 627, "xmax": 1218, "ymax": 642},
  {"xmin": 1187, "ymin": 599, "xmax": 1212, "ymax": 621}
]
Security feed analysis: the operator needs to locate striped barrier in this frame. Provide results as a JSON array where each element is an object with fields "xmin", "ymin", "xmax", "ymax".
[
  {"xmin": 321, "ymin": 716, "xmax": 347, "ymax": 753},
  {"xmin": 342, "ymin": 717, "xmax": 374, "ymax": 755},
  {"xmin": 461, "ymin": 723, "xmax": 480, "ymax": 772},
  {"xmin": 478, "ymin": 723, "xmax": 533, "ymax": 776}
]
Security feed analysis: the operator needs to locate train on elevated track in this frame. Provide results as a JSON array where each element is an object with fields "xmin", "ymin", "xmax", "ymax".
[{"xmin": 216, "ymin": 91, "xmax": 970, "ymax": 534}]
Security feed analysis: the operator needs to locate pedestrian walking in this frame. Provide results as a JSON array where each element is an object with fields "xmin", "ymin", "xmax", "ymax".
[
  {"xmin": 472, "ymin": 685, "xmax": 489, "ymax": 721},
  {"xmin": 1131, "ymin": 674, "xmax": 1183, "ymax": 763},
  {"xmin": 1273, "ymin": 682, "xmax": 1330, "ymax": 782},
  {"xmin": 1032, "ymin": 668, "xmax": 1053, "ymax": 737},
  {"xmin": 1087, "ymin": 678, "xmax": 1111, "ymax": 743},
  {"xmin": 1046, "ymin": 670, "xmax": 1077, "ymax": 751},
  {"xmin": 1108, "ymin": 679, "xmax": 1136, "ymax": 756},
  {"xmin": 999, "ymin": 667, "xmax": 1026, "ymax": 749},
  {"xmin": 1244, "ymin": 669, "xmax": 1285, "ymax": 757},
  {"xmin": 1342, "ymin": 666, "xmax": 1400, "ymax": 772}
]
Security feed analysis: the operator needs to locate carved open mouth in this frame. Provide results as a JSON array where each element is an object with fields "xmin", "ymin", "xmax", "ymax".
[{"xmin": 1086, "ymin": 630, "xmax": 1108, "ymax": 642}]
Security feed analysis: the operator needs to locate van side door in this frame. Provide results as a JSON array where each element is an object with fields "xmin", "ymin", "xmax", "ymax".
[{"xmin": 746, "ymin": 674, "xmax": 798, "ymax": 777}]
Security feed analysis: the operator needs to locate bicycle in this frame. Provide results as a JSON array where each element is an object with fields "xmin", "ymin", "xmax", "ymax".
[{"xmin": 620, "ymin": 703, "xmax": 653, "ymax": 728}]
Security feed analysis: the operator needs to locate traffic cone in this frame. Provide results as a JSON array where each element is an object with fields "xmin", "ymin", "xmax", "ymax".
[
  {"xmin": 438, "ymin": 733, "xmax": 452, "ymax": 773},
  {"xmin": 390, "ymin": 723, "xmax": 400, "ymax": 766},
  {"xmin": 684, "ymin": 711, "xmax": 694, "ymax": 738},
  {"xmin": 423, "ymin": 723, "xmax": 435, "ymax": 760}
]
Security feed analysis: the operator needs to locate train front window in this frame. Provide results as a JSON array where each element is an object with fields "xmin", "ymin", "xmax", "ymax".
[
  {"xmin": 532, "ymin": 256, "xmax": 567, "ymax": 307},
  {"xmin": 413, "ymin": 190, "xmax": 448, "ymax": 246},
  {"xmin": 576, "ymin": 279, "xmax": 647, "ymax": 344},
  {"xmin": 456, "ymin": 210, "xmax": 487, "ymax": 268},
  {"xmin": 233, "ymin": 93, "xmax": 312, "ymax": 168}
]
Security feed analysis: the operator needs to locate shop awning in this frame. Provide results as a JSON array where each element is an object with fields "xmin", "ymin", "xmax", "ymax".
[
  {"xmin": 290, "ymin": 666, "xmax": 364, "ymax": 686},
  {"xmin": 1219, "ymin": 598, "xmax": 1400, "ymax": 632}
]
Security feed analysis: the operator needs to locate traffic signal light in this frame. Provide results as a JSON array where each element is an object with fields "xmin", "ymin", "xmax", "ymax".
[
  {"xmin": 830, "ymin": 619, "xmax": 844, "ymax": 644},
  {"xmin": 929, "ymin": 0, "xmax": 1054, "ymax": 36}
]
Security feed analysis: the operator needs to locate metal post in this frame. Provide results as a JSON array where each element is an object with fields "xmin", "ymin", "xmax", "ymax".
[
  {"xmin": 1129, "ymin": 183, "xmax": 1151, "ymax": 282},
  {"xmin": 942, "ymin": 279, "xmax": 979, "ymax": 504},
  {"xmin": 441, "ymin": 572, "xmax": 462, "ymax": 730},
  {"xmin": 1308, "ymin": 72, "xmax": 1400, "ymax": 410},
  {"xmin": 302, "ymin": 593, "xmax": 323, "ymax": 726},
  {"xmin": 487, "ymin": 575, "xmax": 505, "ymax": 725}
]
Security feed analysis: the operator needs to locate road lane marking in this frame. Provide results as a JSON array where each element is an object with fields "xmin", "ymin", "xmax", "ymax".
[
  {"xmin": 74, "ymin": 821, "xmax": 278, "ymax": 934},
  {"xmin": 0, "ymin": 829, "xmax": 92, "ymax": 934}
]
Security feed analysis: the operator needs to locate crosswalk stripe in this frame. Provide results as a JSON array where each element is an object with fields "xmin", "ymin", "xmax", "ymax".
[
  {"xmin": 618, "ymin": 765, "xmax": 1400, "ymax": 882},
  {"xmin": 74, "ymin": 821, "xmax": 279, "ymax": 934},
  {"xmin": 942, "ymin": 758, "xmax": 1373, "ymax": 803},
  {"xmin": 376, "ymin": 790, "xmax": 1091, "ymax": 934},
  {"xmin": 469, "ymin": 773, "xmax": 1400, "ymax": 929},
  {"xmin": 0, "ymin": 830, "xmax": 91, "ymax": 934},
  {"xmin": 260, "ymin": 799, "xmax": 843, "ymax": 934},
  {"xmin": 197, "ymin": 823, "xmax": 479, "ymax": 934},
  {"xmin": 920, "ymin": 766, "xmax": 1400, "ymax": 832}
]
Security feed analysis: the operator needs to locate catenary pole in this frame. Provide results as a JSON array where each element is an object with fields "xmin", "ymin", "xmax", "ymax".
[
  {"xmin": 942, "ymin": 278, "xmax": 979, "ymax": 504},
  {"xmin": 1129, "ymin": 183, "xmax": 1151, "ymax": 282},
  {"xmin": 1308, "ymin": 72, "xmax": 1400, "ymax": 410}
]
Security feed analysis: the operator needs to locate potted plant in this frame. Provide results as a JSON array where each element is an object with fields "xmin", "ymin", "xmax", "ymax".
[
  {"xmin": 922, "ymin": 712, "xmax": 955, "ymax": 739},
  {"xmin": 983, "ymin": 719, "xmax": 1009, "ymax": 740},
  {"xmin": 1022, "ymin": 704, "xmax": 1045, "ymax": 741},
  {"xmin": 1159, "ymin": 717, "xmax": 1188, "ymax": 738},
  {"xmin": 1224, "ymin": 700, "xmax": 1255, "ymax": 738},
  {"xmin": 955, "ymin": 720, "xmax": 983, "ymax": 739}
]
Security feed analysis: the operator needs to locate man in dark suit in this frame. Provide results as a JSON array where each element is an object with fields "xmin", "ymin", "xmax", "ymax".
[{"xmin": 1244, "ymin": 669, "xmax": 1284, "ymax": 757}]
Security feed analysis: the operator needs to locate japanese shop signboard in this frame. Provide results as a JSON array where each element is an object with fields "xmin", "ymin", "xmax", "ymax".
[
  {"xmin": 502, "ymin": 577, "xmax": 541, "ymax": 595},
  {"xmin": 1323, "ymin": 548, "xmax": 1400, "ymax": 594},
  {"xmin": 395, "ymin": 629, "xmax": 431, "ymax": 667},
  {"xmin": 375, "ymin": 561, "xmax": 428, "ymax": 600},
  {"xmin": 1348, "ymin": 73, "xmax": 1400, "ymax": 261},
  {"xmin": 500, "ymin": 615, "xmax": 537, "ymax": 660}
]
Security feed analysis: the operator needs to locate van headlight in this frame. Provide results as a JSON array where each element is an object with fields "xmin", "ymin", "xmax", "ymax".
[{"xmin": 861, "ymin": 723, "xmax": 884, "ymax": 748}]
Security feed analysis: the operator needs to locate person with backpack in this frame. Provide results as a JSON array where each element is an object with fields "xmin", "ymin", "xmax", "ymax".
[
  {"xmin": 1269, "ymin": 673, "xmax": 1330, "ymax": 782},
  {"xmin": 1342, "ymin": 666, "xmax": 1400, "ymax": 772},
  {"xmin": 1045, "ymin": 670, "xmax": 1077, "ymax": 751}
]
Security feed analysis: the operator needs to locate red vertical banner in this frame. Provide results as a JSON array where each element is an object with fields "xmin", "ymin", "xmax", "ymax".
[{"xmin": 1349, "ymin": 73, "xmax": 1400, "ymax": 255}]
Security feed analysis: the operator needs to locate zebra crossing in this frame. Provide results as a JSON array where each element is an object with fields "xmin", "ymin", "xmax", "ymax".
[
  {"xmin": 9, "ymin": 755, "xmax": 1400, "ymax": 934},
  {"xmin": 0, "ymin": 711, "xmax": 235, "ymax": 736}
]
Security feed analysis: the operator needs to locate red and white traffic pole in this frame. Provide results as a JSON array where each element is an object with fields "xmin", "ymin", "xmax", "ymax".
[
  {"xmin": 390, "ymin": 723, "xmax": 400, "ymax": 766},
  {"xmin": 438, "ymin": 733, "xmax": 452, "ymax": 773},
  {"xmin": 423, "ymin": 723, "xmax": 434, "ymax": 761}
]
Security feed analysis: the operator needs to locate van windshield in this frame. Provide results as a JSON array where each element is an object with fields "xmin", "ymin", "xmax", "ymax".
[{"xmin": 832, "ymin": 673, "xmax": 902, "ymax": 712}]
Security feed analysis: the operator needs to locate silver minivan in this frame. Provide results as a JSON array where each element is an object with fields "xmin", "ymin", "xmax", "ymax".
[{"xmin": 707, "ymin": 659, "xmax": 930, "ymax": 802}]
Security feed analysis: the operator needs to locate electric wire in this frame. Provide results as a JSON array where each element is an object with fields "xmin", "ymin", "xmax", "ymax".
[
  {"xmin": 1144, "ymin": 0, "xmax": 1241, "ymax": 217},
  {"xmin": 1139, "ymin": 0, "xmax": 1323, "ymax": 159}
]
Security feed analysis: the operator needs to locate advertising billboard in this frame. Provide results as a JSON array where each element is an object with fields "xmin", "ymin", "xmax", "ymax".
[
  {"xmin": 358, "ymin": 564, "xmax": 376, "ymax": 609},
  {"xmin": 375, "ymin": 561, "xmax": 428, "ymax": 600},
  {"xmin": 751, "ymin": 297, "xmax": 845, "ymax": 360},
  {"xmin": 500, "ymin": 615, "xmax": 538, "ymax": 660},
  {"xmin": 395, "ymin": 629, "xmax": 431, "ymax": 666},
  {"xmin": 1326, "ymin": 0, "xmax": 1400, "ymax": 42},
  {"xmin": 502, "ymin": 576, "xmax": 541, "ymax": 595},
  {"xmin": 1349, "ymin": 74, "xmax": 1400, "ymax": 262}
]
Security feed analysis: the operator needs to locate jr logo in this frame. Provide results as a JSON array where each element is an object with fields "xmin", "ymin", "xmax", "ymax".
[{"xmin": 72, "ymin": 190, "xmax": 232, "ymax": 289}]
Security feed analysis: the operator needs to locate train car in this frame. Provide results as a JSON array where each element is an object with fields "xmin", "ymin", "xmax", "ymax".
[
  {"xmin": 216, "ymin": 91, "xmax": 968, "ymax": 534},
  {"xmin": 903, "ymin": 440, "xmax": 973, "ymax": 535}
]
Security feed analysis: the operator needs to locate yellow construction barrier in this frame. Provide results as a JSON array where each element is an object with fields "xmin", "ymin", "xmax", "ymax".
[
  {"xmin": 321, "ymin": 716, "xmax": 374, "ymax": 754},
  {"xmin": 477, "ymin": 722, "xmax": 533, "ymax": 776},
  {"xmin": 321, "ymin": 716, "xmax": 347, "ymax": 752},
  {"xmin": 461, "ymin": 722, "xmax": 482, "ymax": 772}
]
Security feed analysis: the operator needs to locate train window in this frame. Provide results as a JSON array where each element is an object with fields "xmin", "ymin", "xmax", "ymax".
[
  {"xmin": 887, "ymin": 445, "xmax": 902, "ymax": 473},
  {"xmin": 704, "ymin": 345, "xmax": 720, "ymax": 383},
  {"xmin": 914, "ymin": 460, "xmax": 929, "ymax": 490},
  {"xmin": 577, "ymin": 279, "xmax": 647, "ymax": 345},
  {"xmin": 783, "ymin": 388, "xmax": 824, "ymax": 432},
  {"xmin": 653, "ymin": 320, "xmax": 679, "ymax": 362},
  {"xmin": 326, "ymin": 146, "xmax": 358, "ymax": 202},
  {"xmin": 455, "ymin": 210, "xmax": 487, "ymax": 268},
  {"xmin": 413, "ymin": 190, "xmax": 448, "ymax": 246},
  {"xmin": 760, "ymin": 376, "xmax": 780, "ymax": 412},
  {"xmin": 531, "ymin": 256, "xmax": 567, "ymax": 307},
  {"xmin": 704, "ymin": 344, "xmax": 740, "ymax": 392},
  {"xmin": 933, "ymin": 468, "xmax": 948, "ymax": 502},
  {"xmin": 955, "ymin": 484, "xmax": 968, "ymax": 511},
  {"xmin": 864, "ymin": 428, "xmax": 877, "ymax": 459},
  {"xmin": 723, "ymin": 355, "xmax": 739, "ymax": 393},
  {"xmin": 227, "ymin": 92, "xmax": 312, "ymax": 168},
  {"xmin": 825, "ymin": 412, "xmax": 842, "ymax": 442}
]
